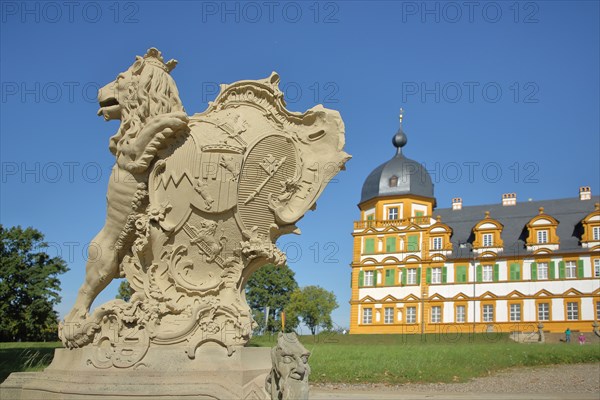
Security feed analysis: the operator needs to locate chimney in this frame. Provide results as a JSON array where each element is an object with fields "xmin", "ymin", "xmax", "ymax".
[
  {"xmin": 452, "ymin": 197, "xmax": 462, "ymax": 210},
  {"xmin": 502, "ymin": 193, "xmax": 516, "ymax": 206},
  {"xmin": 579, "ymin": 186, "xmax": 591, "ymax": 200}
]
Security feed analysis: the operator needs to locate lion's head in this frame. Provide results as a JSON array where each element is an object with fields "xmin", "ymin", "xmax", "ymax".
[{"xmin": 97, "ymin": 48, "xmax": 185, "ymax": 156}]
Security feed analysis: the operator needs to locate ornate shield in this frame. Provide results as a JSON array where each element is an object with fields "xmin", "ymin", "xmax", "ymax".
[{"xmin": 237, "ymin": 135, "xmax": 298, "ymax": 237}]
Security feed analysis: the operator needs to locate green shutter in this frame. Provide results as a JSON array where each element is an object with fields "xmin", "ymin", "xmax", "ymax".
[
  {"xmin": 407, "ymin": 235, "xmax": 419, "ymax": 251},
  {"xmin": 367, "ymin": 214, "xmax": 374, "ymax": 220},
  {"xmin": 577, "ymin": 260, "xmax": 584, "ymax": 278},
  {"xmin": 401, "ymin": 269, "xmax": 407, "ymax": 285},
  {"xmin": 365, "ymin": 238, "xmax": 375, "ymax": 254},
  {"xmin": 416, "ymin": 267, "xmax": 421, "ymax": 284},
  {"xmin": 456, "ymin": 265, "xmax": 467, "ymax": 283},
  {"xmin": 373, "ymin": 270, "xmax": 378, "ymax": 286},
  {"xmin": 531, "ymin": 262, "xmax": 537, "ymax": 281},
  {"xmin": 476, "ymin": 265, "xmax": 482, "ymax": 282},
  {"xmin": 559, "ymin": 261, "xmax": 565, "ymax": 279},
  {"xmin": 415, "ymin": 211, "xmax": 424, "ymax": 223},
  {"xmin": 442, "ymin": 267, "xmax": 448, "ymax": 283},
  {"xmin": 385, "ymin": 269, "xmax": 395, "ymax": 285},
  {"xmin": 358, "ymin": 271, "xmax": 364, "ymax": 287},
  {"xmin": 493, "ymin": 264, "xmax": 499, "ymax": 282},
  {"xmin": 426, "ymin": 268, "xmax": 432, "ymax": 284},
  {"xmin": 386, "ymin": 237, "xmax": 396, "ymax": 253},
  {"xmin": 549, "ymin": 261, "xmax": 556, "ymax": 279},
  {"xmin": 510, "ymin": 263, "xmax": 520, "ymax": 281}
]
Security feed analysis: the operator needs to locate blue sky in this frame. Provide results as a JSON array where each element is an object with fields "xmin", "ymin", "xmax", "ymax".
[{"xmin": 1, "ymin": 1, "xmax": 599, "ymax": 330}]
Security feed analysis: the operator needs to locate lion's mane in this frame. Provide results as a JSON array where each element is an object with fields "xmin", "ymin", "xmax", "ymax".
[{"xmin": 109, "ymin": 64, "xmax": 185, "ymax": 158}]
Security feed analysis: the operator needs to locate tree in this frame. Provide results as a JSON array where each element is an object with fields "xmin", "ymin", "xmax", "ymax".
[
  {"xmin": 116, "ymin": 280, "xmax": 133, "ymax": 302},
  {"xmin": 286, "ymin": 285, "xmax": 338, "ymax": 335},
  {"xmin": 245, "ymin": 264, "xmax": 299, "ymax": 333},
  {"xmin": 0, "ymin": 225, "xmax": 69, "ymax": 341}
]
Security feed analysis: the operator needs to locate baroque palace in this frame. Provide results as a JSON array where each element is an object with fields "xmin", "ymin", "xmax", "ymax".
[{"xmin": 350, "ymin": 114, "xmax": 600, "ymax": 335}]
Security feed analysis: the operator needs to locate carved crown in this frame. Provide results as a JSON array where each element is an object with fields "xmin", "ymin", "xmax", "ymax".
[{"xmin": 142, "ymin": 47, "xmax": 177, "ymax": 74}]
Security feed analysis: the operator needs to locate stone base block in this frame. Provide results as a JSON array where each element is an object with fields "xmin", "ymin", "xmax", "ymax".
[{"xmin": 0, "ymin": 344, "xmax": 271, "ymax": 400}]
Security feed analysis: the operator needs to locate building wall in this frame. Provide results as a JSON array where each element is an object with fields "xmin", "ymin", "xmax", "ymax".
[{"xmin": 350, "ymin": 197, "xmax": 600, "ymax": 335}]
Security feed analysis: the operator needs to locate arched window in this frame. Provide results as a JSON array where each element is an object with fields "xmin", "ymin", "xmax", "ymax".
[{"xmin": 389, "ymin": 175, "xmax": 398, "ymax": 187}]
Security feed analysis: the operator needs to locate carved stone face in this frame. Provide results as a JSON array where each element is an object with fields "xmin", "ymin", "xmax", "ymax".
[
  {"xmin": 270, "ymin": 333, "xmax": 311, "ymax": 399},
  {"xmin": 97, "ymin": 64, "xmax": 137, "ymax": 121}
]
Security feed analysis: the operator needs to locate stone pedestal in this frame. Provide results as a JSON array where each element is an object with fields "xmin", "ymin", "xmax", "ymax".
[{"xmin": 1, "ymin": 345, "xmax": 271, "ymax": 400}]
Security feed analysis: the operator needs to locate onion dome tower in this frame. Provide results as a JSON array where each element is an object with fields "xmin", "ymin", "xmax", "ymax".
[{"xmin": 360, "ymin": 109, "xmax": 435, "ymax": 206}]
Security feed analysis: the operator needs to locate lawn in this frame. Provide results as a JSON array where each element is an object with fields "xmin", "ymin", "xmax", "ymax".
[{"xmin": 1, "ymin": 334, "xmax": 598, "ymax": 385}]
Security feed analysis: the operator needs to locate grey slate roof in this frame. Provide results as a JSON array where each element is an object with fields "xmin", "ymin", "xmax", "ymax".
[
  {"xmin": 360, "ymin": 154, "xmax": 435, "ymax": 204},
  {"xmin": 435, "ymin": 196, "xmax": 600, "ymax": 259}
]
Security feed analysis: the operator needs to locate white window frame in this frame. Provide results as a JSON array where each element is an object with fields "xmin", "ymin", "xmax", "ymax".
[
  {"xmin": 384, "ymin": 307, "xmax": 394, "ymax": 324},
  {"xmin": 537, "ymin": 262, "xmax": 548, "ymax": 280},
  {"xmin": 431, "ymin": 267, "xmax": 442, "ymax": 284},
  {"xmin": 509, "ymin": 304, "xmax": 521, "ymax": 322},
  {"xmin": 483, "ymin": 304, "xmax": 494, "ymax": 322},
  {"xmin": 432, "ymin": 237, "xmax": 443, "ymax": 250},
  {"xmin": 364, "ymin": 271, "xmax": 374, "ymax": 286},
  {"xmin": 482, "ymin": 233, "xmax": 493, "ymax": 247},
  {"xmin": 482, "ymin": 265, "xmax": 493, "ymax": 282},
  {"xmin": 456, "ymin": 305, "xmax": 466, "ymax": 323},
  {"xmin": 594, "ymin": 259, "xmax": 600, "ymax": 278},
  {"xmin": 406, "ymin": 307, "xmax": 417, "ymax": 323},
  {"xmin": 565, "ymin": 261, "xmax": 576, "ymax": 279},
  {"xmin": 407, "ymin": 269, "xmax": 417, "ymax": 285},
  {"xmin": 387, "ymin": 207, "xmax": 399, "ymax": 220},
  {"xmin": 566, "ymin": 302, "xmax": 578, "ymax": 320},
  {"xmin": 537, "ymin": 229, "xmax": 548, "ymax": 244},
  {"xmin": 538, "ymin": 303, "xmax": 549, "ymax": 321},
  {"xmin": 593, "ymin": 226, "xmax": 600, "ymax": 241},
  {"xmin": 431, "ymin": 306, "xmax": 441, "ymax": 323},
  {"xmin": 362, "ymin": 308, "xmax": 372, "ymax": 324}
]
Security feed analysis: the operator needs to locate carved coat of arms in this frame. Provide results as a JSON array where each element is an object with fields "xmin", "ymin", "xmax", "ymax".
[{"xmin": 59, "ymin": 48, "xmax": 350, "ymax": 370}]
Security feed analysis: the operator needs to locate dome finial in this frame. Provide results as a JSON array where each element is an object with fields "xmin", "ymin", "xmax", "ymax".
[{"xmin": 392, "ymin": 108, "xmax": 407, "ymax": 154}]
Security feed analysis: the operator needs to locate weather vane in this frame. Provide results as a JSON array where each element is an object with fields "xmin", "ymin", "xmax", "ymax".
[{"xmin": 399, "ymin": 107, "xmax": 404, "ymax": 124}]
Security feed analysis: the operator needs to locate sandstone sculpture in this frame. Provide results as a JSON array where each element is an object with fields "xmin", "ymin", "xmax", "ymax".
[
  {"xmin": 266, "ymin": 333, "xmax": 311, "ymax": 400},
  {"xmin": 0, "ymin": 47, "xmax": 350, "ymax": 399}
]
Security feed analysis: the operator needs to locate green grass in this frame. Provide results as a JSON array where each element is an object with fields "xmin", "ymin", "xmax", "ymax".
[
  {"xmin": 1, "ymin": 335, "xmax": 598, "ymax": 385},
  {"xmin": 0, "ymin": 342, "xmax": 62, "ymax": 383},
  {"xmin": 249, "ymin": 333, "xmax": 600, "ymax": 384}
]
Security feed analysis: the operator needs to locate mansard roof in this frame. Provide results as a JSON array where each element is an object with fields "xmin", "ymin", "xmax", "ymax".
[{"xmin": 436, "ymin": 196, "xmax": 600, "ymax": 258}]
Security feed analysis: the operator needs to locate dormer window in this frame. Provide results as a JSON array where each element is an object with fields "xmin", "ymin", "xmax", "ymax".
[
  {"xmin": 483, "ymin": 233, "xmax": 493, "ymax": 247},
  {"xmin": 471, "ymin": 211, "xmax": 503, "ymax": 254},
  {"xmin": 432, "ymin": 237, "xmax": 442, "ymax": 250},
  {"xmin": 537, "ymin": 230, "xmax": 548, "ymax": 244},
  {"xmin": 594, "ymin": 226, "xmax": 600, "ymax": 241},
  {"xmin": 388, "ymin": 207, "xmax": 398, "ymax": 220},
  {"xmin": 389, "ymin": 175, "xmax": 398, "ymax": 187},
  {"xmin": 525, "ymin": 207, "xmax": 559, "ymax": 252}
]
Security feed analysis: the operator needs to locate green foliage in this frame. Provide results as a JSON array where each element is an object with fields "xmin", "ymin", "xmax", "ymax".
[
  {"xmin": 116, "ymin": 280, "xmax": 133, "ymax": 302},
  {"xmin": 0, "ymin": 225, "xmax": 68, "ymax": 342},
  {"xmin": 286, "ymin": 286, "xmax": 338, "ymax": 335},
  {"xmin": 245, "ymin": 264, "xmax": 299, "ymax": 333}
]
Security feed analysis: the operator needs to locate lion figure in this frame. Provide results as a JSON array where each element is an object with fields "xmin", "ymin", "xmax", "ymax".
[{"xmin": 62, "ymin": 48, "xmax": 189, "ymax": 331}]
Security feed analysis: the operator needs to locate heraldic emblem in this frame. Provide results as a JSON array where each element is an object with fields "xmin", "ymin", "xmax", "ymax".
[{"xmin": 57, "ymin": 48, "xmax": 350, "ymax": 374}]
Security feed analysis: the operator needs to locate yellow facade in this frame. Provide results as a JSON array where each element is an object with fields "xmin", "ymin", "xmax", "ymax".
[{"xmin": 350, "ymin": 197, "xmax": 600, "ymax": 335}]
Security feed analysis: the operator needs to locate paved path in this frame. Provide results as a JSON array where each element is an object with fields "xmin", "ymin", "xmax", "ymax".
[{"xmin": 310, "ymin": 362, "xmax": 600, "ymax": 400}]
